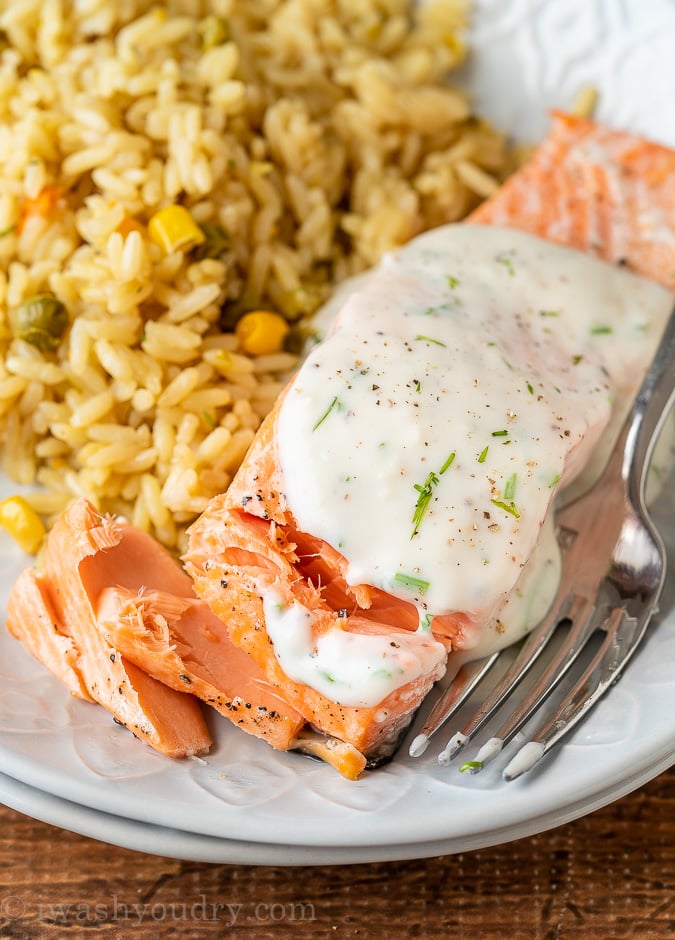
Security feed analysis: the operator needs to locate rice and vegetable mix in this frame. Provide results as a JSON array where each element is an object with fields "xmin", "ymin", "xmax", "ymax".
[{"xmin": 0, "ymin": 0, "xmax": 511, "ymax": 553}]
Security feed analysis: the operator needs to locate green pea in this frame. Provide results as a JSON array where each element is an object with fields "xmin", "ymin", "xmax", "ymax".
[
  {"xmin": 15, "ymin": 294, "xmax": 69, "ymax": 352},
  {"xmin": 198, "ymin": 15, "xmax": 231, "ymax": 49}
]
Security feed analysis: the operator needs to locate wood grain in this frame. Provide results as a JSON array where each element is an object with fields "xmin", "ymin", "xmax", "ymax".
[{"xmin": 0, "ymin": 767, "xmax": 673, "ymax": 940}]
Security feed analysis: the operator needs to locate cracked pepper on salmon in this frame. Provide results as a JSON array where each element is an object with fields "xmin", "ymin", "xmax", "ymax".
[{"xmin": 7, "ymin": 114, "xmax": 675, "ymax": 777}]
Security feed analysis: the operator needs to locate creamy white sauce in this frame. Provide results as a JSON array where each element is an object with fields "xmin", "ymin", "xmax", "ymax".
[
  {"xmin": 261, "ymin": 588, "xmax": 446, "ymax": 708},
  {"xmin": 272, "ymin": 224, "xmax": 672, "ymax": 700}
]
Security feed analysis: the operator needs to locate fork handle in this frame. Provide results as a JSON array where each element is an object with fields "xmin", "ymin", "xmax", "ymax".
[{"xmin": 623, "ymin": 302, "xmax": 675, "ymax": 501}]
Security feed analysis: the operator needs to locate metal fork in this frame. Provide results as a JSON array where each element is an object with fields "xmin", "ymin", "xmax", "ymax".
[{"xmin": 409, "ymin": 303, "xmax": 675, "ymax": 780}]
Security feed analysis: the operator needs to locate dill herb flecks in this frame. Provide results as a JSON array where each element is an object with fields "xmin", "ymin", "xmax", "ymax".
[
  {"xmin": 504, "ymin": 473, "xmax": 517, "ymax": 500},
  {"xmin": 415, "ymin": 334, "xmax": 447, "ymax": 347},
  {"xmin": 312, "ymin": 396, "xmax": 342, "ymax": 431},
  {"xmin": 496, "ymin": 254, "xmax": 516, "ymax": 277},
  {"xmin": 491, "ymin": 498, "xmax": 521, "ymax": 519},
  {"xmin": 440, "ymin": 451, "xmax": 456, "ymax": 474},
  {"xmin": 394, "ymin": 572, "xmax": 430, "ymax": 595},
  {"xmin": 411, "ymin": 471, "xmax": 439, "ymax": 537},
  {"xmin": 411, "ymin": 452, "xmax": 456, "ymax": 537}
]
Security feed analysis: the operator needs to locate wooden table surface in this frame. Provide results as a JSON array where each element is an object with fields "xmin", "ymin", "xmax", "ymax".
[{"xmin": 0, "ymin": 766, "xmax": 672, "ymax": 940}]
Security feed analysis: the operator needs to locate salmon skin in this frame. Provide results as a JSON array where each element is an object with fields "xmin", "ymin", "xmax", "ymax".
[{"xmin": 185, "ymin": 113, "xmax": 675, "ymax": 771}]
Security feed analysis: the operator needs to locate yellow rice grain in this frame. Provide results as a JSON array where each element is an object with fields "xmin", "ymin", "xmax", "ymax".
[
  {"xmin": 68, "ymin": 390, "xmax": 116, "ymax": 429},
  {"xmin": 0, "ymin": 0, "xmax": 510, "ymax": 550}
]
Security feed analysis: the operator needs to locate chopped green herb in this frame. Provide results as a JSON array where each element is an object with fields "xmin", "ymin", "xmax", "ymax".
[
  {"xmin": 411, "ymin": 453, "xmax": 455, "ymax": 537},
  {"xmin": 414, "ymin": 379, "xmax": 421, "ymax": 393},
  {"xmin": 394, "ymin": 572, "xmax": 430, "ymax": 595},
  {"xmin": 422, "ymin": 303, "xmax": 451, "ymax": 316},
  {"xmin": 372, "ymin": 668, "xmax": 394, "ymax": 680},
  {"xmin": 0, "ymin": 224, "xmax": 15, "ymax": 238},
  {"xmin": 502, "ymin": 358, "xmax": 514, "ymax": 371},
  {"xmin": 202, "ymin": 410, "xmax": 217, "ymax": 428},
  {"xmin": 320, "ymin": 670, "xmax": 336, "ymax": 684},
  {"xmin": 411, "ymin": 471, "xmax": 439, "ymax": 537},
  {"xmin": 496, "ymin": 254, "xmax": 516, "ymax": 276},
  {"xmin": 447, "ymin": 275, "xmax": 460, "ymax": 289},
  {"xmin": 572, "ymin": 354, "xmax": 584, "ymax": 365},
  {"xmin": 477, "ymin": 445, "xmax": 489, "ymax": 464},
  {"xmin": 439, "ymin": 451, "xmax": 456, "ymax": 474},
  {"xmin": 312, "ymin": 395, "xmax": 342, "ymax": 431},
  {"xmin": 539, "ymin": 309, "xmax": 560, "ymax": 318},
  {"xmin": 526, "ymin": 381, "xmax": 534, "ymax": 395},
  {"xmin": 548, "ymin": 472, "xmax": 561, "ymax": 489},
  {"xmin": 193, "ymin": 222, "xmax": 230, "ymax": 260},
  {"xmin": 459, "ymin": 760, "xmax": 483, "ymax": 773},
  {"xmin": 590, "ymin": 325, "xmax": 613, "ymax": 335},
  {"xmin": 491, "ymin": 429, "xmax": 509, "ymax": 438},
  {"xmin": 503, "ymin": 473, "xmax": 517, "ymax": 500},
  {"xmin": 418, "ymin": 613, "xmax": 433, "ymax": 632},
  {"xmin": 491, "ymin": 498, "xmax": 521, "ymax": 519},
  {"xmin": 377, "ymin": 441, "xmax": 386, "ymax": 448},
  {"xmin": 415, "ymin": 334, "xmax": 447, "ymax": 347}
]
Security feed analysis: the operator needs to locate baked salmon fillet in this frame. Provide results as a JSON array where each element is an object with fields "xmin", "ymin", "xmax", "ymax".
[
  {"xmin": 6, "ymin": 497, "xmax": 310, "ymax": 757},
  {"xmin": 472, "ymin": 111, "xmax": 675, "ymax": 292},
  {"xmin": 184, "ymin": 113, "xmax": 675, "ymax": 771},
  {"xmin": 7, "ymin": 499, "xmax": 211, "ymax": 758},
  {"xmin": 6, "ymin": 497, "xmax": 369, "ymax": 776}
]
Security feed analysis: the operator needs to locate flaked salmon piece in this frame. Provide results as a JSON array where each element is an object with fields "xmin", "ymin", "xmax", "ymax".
[
  {"xmin": 186, "ymin": 521, "xmax": 448, "ymax": 760},
  {"xmin": 96, "ymin": 584, "xmax": 306, "ymax": 750},
  {"xmin": 185, "ymin": 113, "xmax": 675, "ymax": 771},
  {"xmin": 6, "ymin": 495, "xmax": 368, "ymax": 776},
  {"xmin": 186, "ymin": 458, "xmax": 452, "ymax": 762},
  {"xmin": 7, "ymin": 568, "xmax": 93, "ymax": 703},
  {"xmin": 470, "ymin": 111, "xmax": 675, "ymax": 291},
  {"xmin": 97, "ymin": 584, "xmax": 371, "ymax": 779},
  {"xmin": 6, "ymin": 498, "xmax": 211, "ymax": 758}
]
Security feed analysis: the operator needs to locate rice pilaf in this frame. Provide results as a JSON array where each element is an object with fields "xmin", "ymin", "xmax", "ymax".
[{"xmin": 0, "ymin": 0, "xmax": 509, "ymax": 552}]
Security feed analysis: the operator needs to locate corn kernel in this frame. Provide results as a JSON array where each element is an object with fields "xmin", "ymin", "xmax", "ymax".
[
  {"xmin": 147, "ymin": 205, "xmax": 206, "ymax": 254},
  {"xmin": 0, "ymin": 495, "xmax": 46, "ymax": 554},
  {"xmin": 235, "ymin": 311, "xmax": 290, "ymax": 356}
]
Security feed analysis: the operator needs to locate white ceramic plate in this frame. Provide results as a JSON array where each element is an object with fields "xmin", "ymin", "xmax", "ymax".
[
  {"xmin": 0, "ymin": 741, "xmax": 672, "ymax": 865},
  {"xmin": 1, "ymin": 0, "xmax": 675, "ymax": 861}
]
